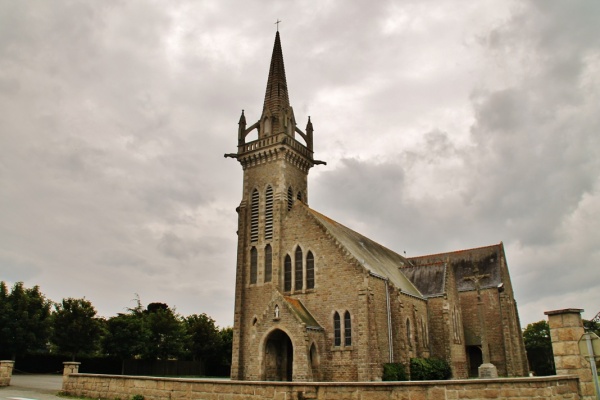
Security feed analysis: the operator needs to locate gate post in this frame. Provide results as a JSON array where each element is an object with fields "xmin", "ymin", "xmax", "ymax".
[
  {"xmin": 0, "ymin": 360, "xmax": 15, "ymax": 387},
  {"xmin": 545, "ymin": 309, "xmax": 596, "ymax": 399}
]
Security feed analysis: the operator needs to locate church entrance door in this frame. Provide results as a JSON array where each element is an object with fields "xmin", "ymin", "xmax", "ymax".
[
  {"xmin": 467, "ymin": 345, "xmax": 483, "ymax": 377},
  {"xmin": 264, "ymin": 329, "xmax": 293, "ymax": 381}
]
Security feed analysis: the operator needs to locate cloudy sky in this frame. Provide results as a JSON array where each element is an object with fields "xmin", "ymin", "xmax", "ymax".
[{"xmin": 1, "ymin": 0, "xmax": 598, "ymax": 329}]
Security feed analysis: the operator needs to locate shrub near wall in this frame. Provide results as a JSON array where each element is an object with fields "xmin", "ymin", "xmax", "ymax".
[
  {"xmin": 382, "ymin": 363, "xmax": 408, "ymax": 381},
  {"xmin": 409, "ymin": 358, "xmax": 452, "ymax": 380}
]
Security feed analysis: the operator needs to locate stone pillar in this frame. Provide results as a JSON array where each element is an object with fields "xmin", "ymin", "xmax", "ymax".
[
  {"xmin": 0, "ymin": 360, "xmax": 15, "ymax": 387},
  {"xmin": 62, "ymin": 362, "xmax": 80, "ymax": 387},
  {"xmin": 545, "ymin": 308, "xmax": 596, "ymax": 399}
]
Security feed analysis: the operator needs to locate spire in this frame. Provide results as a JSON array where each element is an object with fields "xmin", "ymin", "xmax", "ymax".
[{"xmin": 261, "ymin": 31, "xmax": 292, "ymax": 136}]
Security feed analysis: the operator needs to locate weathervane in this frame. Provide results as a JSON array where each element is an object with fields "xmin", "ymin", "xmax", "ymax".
[{"xmin": 275, "ymin": 19, "xmax": 282, "ymax": 31}]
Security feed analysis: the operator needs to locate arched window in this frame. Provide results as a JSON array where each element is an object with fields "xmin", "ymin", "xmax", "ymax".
[
  {"xmin": 297, "ymin": 191, "xmax": 302, "ymax": 201},
  {"xmin": 333, "ymin": 312, "xmax": 341, "ymax": 346},
  {"xmin": 264, "ymin": 244, "xmax": 272, "ymax": 283},
  {"xmin": 265, "ymin": 186, "xmax": 273, "ymax": 240},
  {"xmin": 250, "ymin": 189, "xmax": 259, "ymax": 243},
  {"xmin": 406, "ymin": 318, "xmax": 412, "ymax": 349},
  {"xmin": 250, "ymin": 247, "xmax": 257, "ymax": 284},
  {"xmin": 306, "ymin": 251, "xmax": 315, "ymax": 289},
  {"xmin": 284, "ymin": 255, "xmax": 292, "ymax": 292},
  {"xmin": 344, "ymin": 311, "xmax": 352, "ymax": 346},
  {"xmin": 287, "ymin": 186, "xmax": 294, "ymax": 211},
  {"xmin": 295, "ymin": 246, "xmax": 303, "ymax": 290}
]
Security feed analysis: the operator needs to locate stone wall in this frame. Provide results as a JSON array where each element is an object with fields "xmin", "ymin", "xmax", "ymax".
[
  {"xmin": 63, "ymin": 374, "xmax": 581, "ymax": 400},
  {"xmin": 0, "ymin": 360, "xmax": 14, "ymax": 387}
]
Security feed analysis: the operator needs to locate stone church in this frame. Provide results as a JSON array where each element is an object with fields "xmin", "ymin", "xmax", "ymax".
[{"xmin": 226, "ymin": 31, "xmax": 528, "ymax": 382}]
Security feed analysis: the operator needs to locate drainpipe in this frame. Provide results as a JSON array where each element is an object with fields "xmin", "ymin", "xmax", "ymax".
[
  {"xmin": 369, "ymin": 271, "xmax": 394, "ymax": 362},
  {"xmin": 385, "ymin": 279, "xmax": 393, "ymax": 362}
]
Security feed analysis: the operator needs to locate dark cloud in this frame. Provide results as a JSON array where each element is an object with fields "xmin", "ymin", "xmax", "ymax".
[{"xmin": 1, "ymin": 0, "xmax": 598, "ymax": 327}]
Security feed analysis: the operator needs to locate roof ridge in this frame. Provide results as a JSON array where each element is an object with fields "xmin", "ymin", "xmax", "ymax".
[{"xmin": 408, "ymin": 242, "xmax": 503, "ymax": 260}]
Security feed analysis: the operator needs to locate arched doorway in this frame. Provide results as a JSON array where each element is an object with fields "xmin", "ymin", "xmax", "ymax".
[
  {"xmin": 264, "ymin": 329, "xmax": 293, "ymax": 381},
  {"xmin": 467, "ymin": 345, "xmax": 483, "ymax": 377}
]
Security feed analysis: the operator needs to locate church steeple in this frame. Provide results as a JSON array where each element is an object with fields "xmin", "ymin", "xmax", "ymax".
[
  {"xmin": 225, "ymin": 31, "xmax": 325, "ymax": 167},
  {"xmin": 263, "ymin": 32, "xmax": 290, "ymax": 121},
  {"xmin": 259, "ymin": 31, "xmax": 295, "ymax": 138}
]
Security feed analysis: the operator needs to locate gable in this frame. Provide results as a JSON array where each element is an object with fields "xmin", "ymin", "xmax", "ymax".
[{"xmin": 408, "ymin": 243, "xmax": 504, "ymax": 292}]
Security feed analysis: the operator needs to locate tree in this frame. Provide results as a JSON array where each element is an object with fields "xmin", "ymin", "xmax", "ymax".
[
  {"xmin": 141, "ymin": 303, "xmax": 187, "ymax": 360},
  {"xmin": 0, "ymin": 281, "xmax": 52, "ymax": 360},
  {"xmin": 185, "ymin": 313, "xmax": 221, "ymax": 364},
  {"xmin": 51, "ymin": 297, "xmax": 103, "ymax": 360},
  {"xmin": 102, "ymin": 312, "xmax": 147, "ymax": 374},
  {"xmin": 584, "ymin": 318, "xmax": 600, "ymax": 337},
  {"xmin": 523, "ymin": 320, "xmax": 555, "ymax": 376}
]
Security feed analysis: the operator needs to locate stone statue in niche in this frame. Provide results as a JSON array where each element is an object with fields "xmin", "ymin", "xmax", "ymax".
[{"xmin": 274, "ymin": 305, "xmax": 280, "ymax": 319}]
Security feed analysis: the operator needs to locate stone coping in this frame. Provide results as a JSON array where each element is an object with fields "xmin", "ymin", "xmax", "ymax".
[
  {"xmin": 70, "ymin": 373, "xmax": 578, "ymax": 387},
  {"xmin": 545, "ymin": 308, "xmax": 584, "ymax": 315}
]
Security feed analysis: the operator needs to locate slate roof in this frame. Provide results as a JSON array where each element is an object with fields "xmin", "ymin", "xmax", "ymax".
[
  {"xmin": 305, "ymin": 206, "xmax": 423, "ymax": 298},
  {"xmin": 401, "ymin": 263, "xmax": 447, "ymax": 298},
  {"xmin": 408, "ymin": 243, "xmax": 504, "ymax": 292},
  {"xmin": 284, "ymin": 296, "xmax": 322, "ymax": 330}
]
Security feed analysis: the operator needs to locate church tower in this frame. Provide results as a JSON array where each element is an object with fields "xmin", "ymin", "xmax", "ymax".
[{"xmin": 226, "ymin": 31, "xmax": 324, "ymax": 380}]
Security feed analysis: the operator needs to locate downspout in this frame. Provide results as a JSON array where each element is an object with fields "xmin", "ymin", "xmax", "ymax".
[
  {"xmin": 369, "ymin": 271, "xmax": 394, "ymax": 363},
  {"xmin": 385, "ymin": 279, "xmax": 393, "ymax": 362}
]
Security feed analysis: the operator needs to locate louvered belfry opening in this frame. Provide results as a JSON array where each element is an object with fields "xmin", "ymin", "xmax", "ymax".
[
  {"xmin": 265, "ymin": 186, "xmax": 273, "ymax": 240},
  {"xmin": 287, "ymin": 187, "xmax": 293, "ymax": 211},
  {"xmin": 251, "ymin": 189, "xmax": 259, "ymax": 243}
]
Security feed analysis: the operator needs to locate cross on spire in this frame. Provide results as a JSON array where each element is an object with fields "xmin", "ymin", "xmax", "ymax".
[{"xmin": 275, "ymin": 19, "xmax": 282, "ymax": 31}]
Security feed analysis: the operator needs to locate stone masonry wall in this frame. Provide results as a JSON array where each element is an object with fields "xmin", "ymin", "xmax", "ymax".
[
  {"xmin": 63, "ymin": 374, "xmax": 582, "ymax": 400},
  {"xmin": 0, "ymin": 360, "xmax": 14, "ymax": 387}
]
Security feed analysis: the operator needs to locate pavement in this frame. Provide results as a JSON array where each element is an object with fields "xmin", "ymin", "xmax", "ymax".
[{"xmin": 0, "ymin": 375, "xmax": 64, "ymax": 400}]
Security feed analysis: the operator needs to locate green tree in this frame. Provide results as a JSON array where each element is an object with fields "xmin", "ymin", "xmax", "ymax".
[
  {"xmin": 141, "ymin": 303, "xmax": 187, "ymax": 360},
  {"xmin": 217, "ymin": 326, "xmax": 233, "ymax": 368},
  {"xmin": 0, "ymin": 281, "xmax": 52, "ymax": 360},
  {"xmin": 102, "ymin": 312, "xmax": 148, "ymax": 374},
  {"xmin": 584, "ymin": 318, "xmax": 600, "ymax": 337},
  {"xmin": 51, "ymin": 297, "xmax": 103, "ymax": 360},
  {"xmin": 185, "ymin": 313, "xmax": 221, "ymax": 364},
  {"xmin": 523, "ymin": 320, "xmax": 555, "ymax": 376}
]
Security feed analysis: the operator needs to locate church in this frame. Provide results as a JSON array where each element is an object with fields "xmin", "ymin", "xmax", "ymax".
[{"xmin": 226, "ymin": 31, "xmax": 528, "ymax": 382}]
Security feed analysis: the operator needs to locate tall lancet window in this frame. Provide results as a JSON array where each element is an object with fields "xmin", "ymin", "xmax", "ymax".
[
  {"xmin": 250, "ymin": 247, "xmax": 258, "ymax": 284},
  {"xmin": 333, "ymin": 312, "xmax": 341, "ymax": 346},
  {"xmin": 251, "ymin": 189, "xmax": 259, "ymax": 243},
  {"xmin": 344, "ymin": 311, "xmax": 352, "ymax": 346},
  {"xmin": 264, "ymin": 244, "xmax": 272, "ymax": 283},
  {"xmin": 284, "ymin": 255, "xmax": 292, "ymax": 292},
  {"xmin": 295, "ymin": 246, "xmax": 303, "ymax": 290},
  {"xmin": 265, "ymin": 186, "xmax": 273, "ymax": 240},
  {"xmin": 306, "ymin": 251, "xmax": 315, "ymax": 289}
]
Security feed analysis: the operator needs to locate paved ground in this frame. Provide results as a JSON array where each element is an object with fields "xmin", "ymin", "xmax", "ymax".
[{"xmin": 0, "ymin": 375, "xmax": 63, "ymax": 400}]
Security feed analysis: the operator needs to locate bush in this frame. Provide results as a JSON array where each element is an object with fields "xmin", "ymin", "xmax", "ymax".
[
  {"xmin": 409, "ymin": 357, "xmax": 452, "ymax": 380},
  {"xmin": 382, "ymin": 362, "xmax": 408, "ymax": 381},
  {"xmin": 131, "ymin": 395, "xmax": 144, "ymax": 400}
]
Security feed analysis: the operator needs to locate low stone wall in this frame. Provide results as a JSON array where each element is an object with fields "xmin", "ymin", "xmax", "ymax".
[{"xmin": 63, "ymin": 374, "xmax": 581, "ymax": 400}]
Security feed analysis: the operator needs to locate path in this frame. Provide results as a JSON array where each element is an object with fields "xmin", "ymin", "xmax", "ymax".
[{"xmin": 0, "ymin": 375, "xmax": 63, "ymax": 400}]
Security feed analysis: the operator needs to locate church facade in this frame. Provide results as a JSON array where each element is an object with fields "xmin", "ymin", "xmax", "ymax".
[{"xmin": 226, "ymin": 32, "xmax": 528, "ymax": 382}]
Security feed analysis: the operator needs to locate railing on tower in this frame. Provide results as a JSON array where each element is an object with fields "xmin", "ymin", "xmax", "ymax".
[{"xmin": 239, "ymin": 132, "xmax": 312, "ymax": 159}]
